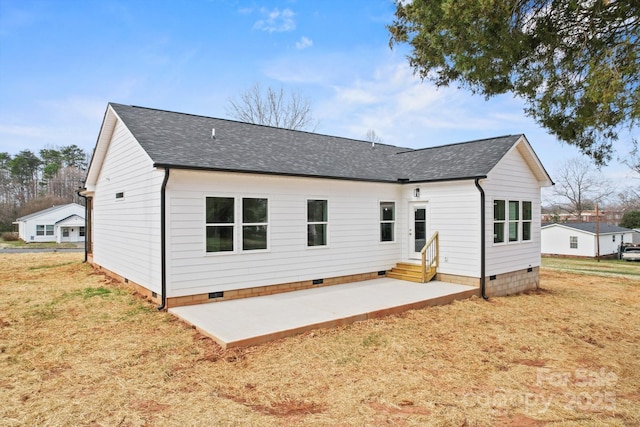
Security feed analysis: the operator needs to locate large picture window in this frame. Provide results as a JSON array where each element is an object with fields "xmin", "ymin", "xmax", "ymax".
[
  {"xmin": 206, "ymin": 197, "xmax": 234, "ymax": 252},
  {"xmin": 380, "ymin": 201, "xmax": 395, "ymax": 242},
  {"xmin": 307, "ymin": 199, "xmax": 327, "ymax": 247},
  {"xmin": 242, "ymin": 198, "xmax": 268, "ymax": 250},
  {"xmin": 494, "ymin": 200, "xmax": 532, "ymax": 244}
]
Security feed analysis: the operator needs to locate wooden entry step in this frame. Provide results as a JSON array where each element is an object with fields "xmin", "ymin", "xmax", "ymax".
[{"xmin": 387, "ymin": 262, "xmax": 436, "ymax": 283}]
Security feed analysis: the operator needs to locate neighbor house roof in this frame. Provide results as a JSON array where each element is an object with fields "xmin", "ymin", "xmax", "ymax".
[
  {"xmin": 87, "ymin": 103, "xmax": 553, "ymax": 185},
  {"xmin": 542, "ymin": 222, "xmax": 632, "ymax": 235},
  {"xmin": 16, "ymin": 203, "xmax": 84, "ymax": 222}
]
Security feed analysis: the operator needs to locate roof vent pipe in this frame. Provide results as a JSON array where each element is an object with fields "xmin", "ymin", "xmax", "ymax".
[{"xmin": 211, "ymin": 128, "xmax": 216, "ymax": 139}]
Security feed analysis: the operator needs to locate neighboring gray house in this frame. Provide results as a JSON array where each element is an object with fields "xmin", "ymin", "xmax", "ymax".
[
  {"xmin": 14, "ymin": 203, "xmax": 85, "ymax": 243},
  {"xmin": 81, "ymin": 103, "xmax": 553, "ymax": 309},
  {"xmin": 541, "ymin": 222, "xmax": 634, "ymax": 257}
]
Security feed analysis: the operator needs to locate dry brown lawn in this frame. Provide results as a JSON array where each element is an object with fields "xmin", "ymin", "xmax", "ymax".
[{"xmin": 1, "ymin": 253, "xmax": 638, "ymax": 426}]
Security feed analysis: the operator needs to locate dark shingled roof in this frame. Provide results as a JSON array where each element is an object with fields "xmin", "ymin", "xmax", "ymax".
[
  {"xmin": 110, "ymin": 103, "xmax": 523, "ymax": 183},
  {"xmin": 543, "ymin": 222, "xmax": 632, "ymax": 234}
]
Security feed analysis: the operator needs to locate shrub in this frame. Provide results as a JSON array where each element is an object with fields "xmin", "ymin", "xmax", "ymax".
[{"xmin": 1, "ymin": 232, "xmax": 19, "ymax": 241}]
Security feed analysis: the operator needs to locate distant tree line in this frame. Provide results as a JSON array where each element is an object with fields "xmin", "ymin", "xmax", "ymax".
[{"xmin": 0, "ymin": 145, "xmax": 88, "ymax": 231}]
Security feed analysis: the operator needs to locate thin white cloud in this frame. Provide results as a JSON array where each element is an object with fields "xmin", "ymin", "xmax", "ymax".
[
  {"xmin": 253, "ymin": 8, "xmax": 295, "ymax": 33},
  {"xmin": 295, "ymin": 36, "xmax": 313, "ymax": 50},
  {"xmin": 0, "ymin": 124, "xmax": 47, "ymax": 138}
]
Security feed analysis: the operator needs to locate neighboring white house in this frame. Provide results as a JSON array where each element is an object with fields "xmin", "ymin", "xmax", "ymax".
[
  {"xmin": 14, "ymin": 203, "xmax": 85, "ymax": 243},
  {"xmin": 541, "ymin": 222, "xmax": 634, "ymax": 257},
  {"xmin": 81, "ymin": 103, "xmax": 553, "ymax": 309}
]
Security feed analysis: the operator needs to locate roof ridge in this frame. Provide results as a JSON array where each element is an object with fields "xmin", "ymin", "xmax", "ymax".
[
  {"xmin": 111, "ymin": 102, "xmax": 412, "ymax": 151},
  {"xmin": 394, "ymin": 134, "xmax": 519, "ymax": 155}
]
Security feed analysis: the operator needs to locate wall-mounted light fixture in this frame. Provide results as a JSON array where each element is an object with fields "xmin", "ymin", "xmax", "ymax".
[{"xmin": 414, "ymin": 188, "xmax": 420, "ymax": 198}]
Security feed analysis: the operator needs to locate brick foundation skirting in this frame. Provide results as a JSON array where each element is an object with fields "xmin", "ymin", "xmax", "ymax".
[
  {"xmin": 166, "ymin": 272, "xmax": 384, "ymax": 308},
  {"xmin": 90, "ymin": 261, "xmax": 383, "ymax": 309},
  {"xmin": 485, "ymin": 266, "xmax": 540, "ymax": 297},
  {"xmin": 90, "ymin": 259, "xmax": 540, "ymax": 308},
  {"xmin": 435, "ymin": 272, "xmax": 480, "ymax": 287}
]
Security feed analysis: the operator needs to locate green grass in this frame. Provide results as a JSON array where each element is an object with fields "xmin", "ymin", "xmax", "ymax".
[{"xmin": 542, "ymin": 256, "xmax": 640, "ymax": 278}]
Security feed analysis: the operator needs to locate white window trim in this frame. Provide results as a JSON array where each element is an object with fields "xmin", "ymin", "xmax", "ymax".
[
  {"xmin": 306, "ymin": 198, "xmax": 329, "ymax": 249},
  {"xmin": 379, "ymin": 200, "xmax": 396, "ymax": 243},
  {"xmin": 493, "ymin": 199, "xmax": 534, "ymax": 246},
  {"xmin": 570, "ymin": 235, "xmax": 578, "ymax": 249},
  {"xmin": 241, "ymin": 197, "xmax": 270, "ymax": 253},
  {"xmin": 204, "ymin": 195, "xmax": 236, "ymax": 255},
  {"xmin": 204, "ymin": 195, "xmax": 271, "ymax": 255}
]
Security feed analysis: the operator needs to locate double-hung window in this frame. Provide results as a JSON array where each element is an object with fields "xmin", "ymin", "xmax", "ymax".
[
  {"xmin": 522, "ymin": 201, "xmax": 532, "ymax": 241},
  {"xmin": 307, "ymin": 199, "xmax": 327, "ymax": 247},
  {"xmin": 36, "ymin": 225, "xmax": 54, "ymax": 236},
  {"xmin": 508, "ymin": 201, "xmax": 519, "ymax": 242},
  {"xmin": 206, "ymin": 197, "xmax": 235, "ymax": 252},
  {"xmin": 380, "ymin": 202, "xmax": 395, "ymax": 242},
  {"xmin": 570, "ymin": 236, "xmax": 578, "ymax": 249},
  {"xmin": 493, "ymin": 201, "xmax": 506, "ymax": 243},
  {"xmin": 242, "ymin": 198, "xmax": 268, "ymax": 250}
]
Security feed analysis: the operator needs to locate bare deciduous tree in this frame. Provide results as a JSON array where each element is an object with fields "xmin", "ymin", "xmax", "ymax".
[
  {"xmin": 553, "ymin": 157, "xmax": 615, "ymax": 219},
  {"xmin": 226, "ymin": 83, "xmax": 317, "ymax": 131},
  {"xmin": 365, "ymin": 129, "xmax": 383, "ymax": 144}
]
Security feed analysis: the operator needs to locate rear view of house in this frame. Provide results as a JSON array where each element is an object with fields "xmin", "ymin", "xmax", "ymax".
[
  {"xmin": 14, "ymin": 203, "xmax": 85, "ymax": 243},
  {"xmin": 81, "ymin": 103, "xmax": 553, "ymax": 309}
]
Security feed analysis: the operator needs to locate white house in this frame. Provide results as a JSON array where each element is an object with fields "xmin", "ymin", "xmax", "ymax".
[
  {"xmin": 541, "ymin": 222, "xmax": 634, "ymax": 257},
  {"xmin": 14, "ymin": 203, "xmax": 85, "ymax": 243},
  {"xmin": 81, "ymin": 103, "xmax": 553, "ymax": 309}
]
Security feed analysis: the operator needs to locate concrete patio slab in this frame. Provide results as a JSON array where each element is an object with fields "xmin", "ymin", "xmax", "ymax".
[{"xmin": 169, "ymin": 278, "xmax": 479, "ymax": 348}]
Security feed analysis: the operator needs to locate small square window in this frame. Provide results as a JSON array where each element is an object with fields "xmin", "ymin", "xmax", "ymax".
[{"xmin": 570, "ymin": 236, "xmax": 578, "ymax": 249}]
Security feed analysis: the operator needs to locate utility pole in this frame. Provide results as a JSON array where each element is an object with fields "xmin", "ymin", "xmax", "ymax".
[{"xmin": 595, "ymin": 202, "xmax": 600, "ymax": 262}]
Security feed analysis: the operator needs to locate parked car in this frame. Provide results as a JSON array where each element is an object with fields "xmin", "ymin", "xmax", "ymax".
[{"xmin": 621, "ymin": 246, "xmax": 640, "ymax": 261}]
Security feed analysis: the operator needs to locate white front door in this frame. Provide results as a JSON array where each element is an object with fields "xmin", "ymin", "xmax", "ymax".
[{"xmin": 409, "ymin": 202, "xmax": 428, "ymax": 259}]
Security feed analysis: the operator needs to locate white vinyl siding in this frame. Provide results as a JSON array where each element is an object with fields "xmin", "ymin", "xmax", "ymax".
[
  {"xmin": 91, "ymin": 119, "xmax": 163, "ymax": 294},
  {"xmin": 165, "ymin": 170, "xmax": 402, "ymax": 297},
  {"xmin": 541, "ymin": 224, "xmax": 632, "ymax": 257},
  {"xmin": 483, "ymin": 141, "xmax": 543, "ymax": 277},
  {"xmin": 403, "ymin": 181, "xmax": 481, "ymax": 279}
]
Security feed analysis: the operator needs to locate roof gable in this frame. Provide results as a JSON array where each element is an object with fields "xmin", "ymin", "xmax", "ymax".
[
  {"xmin": 86, "ymin": 103, "xmax": 553, "ymax": 186},
  {"xmin": 55, "ymin": 214, "xmax": 85, "ymax": 225}
]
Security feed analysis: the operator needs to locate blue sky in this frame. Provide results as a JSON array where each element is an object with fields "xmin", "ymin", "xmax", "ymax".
[{"xmin": 0, "ymin": 0, "xmax": 636, "ymax": 196}]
